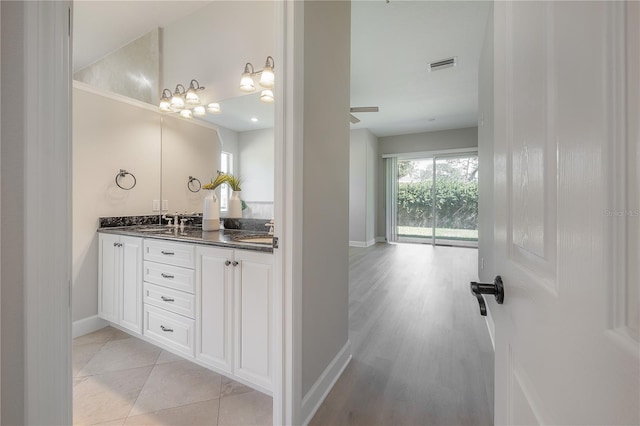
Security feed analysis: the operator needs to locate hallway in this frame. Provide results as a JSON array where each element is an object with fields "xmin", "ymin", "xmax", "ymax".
[{"xmin": 311, "ymin": 243, "xmax": 494, "ymax": 425}]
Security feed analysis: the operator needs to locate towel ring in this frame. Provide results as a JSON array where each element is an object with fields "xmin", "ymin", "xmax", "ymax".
[
  {"xmin": 188, "ymin": 176, "xmax": 201, "ymax": 193},
  {"xmin": 115, "ymin": 169, "xmax": 136, "ymax": 190}
]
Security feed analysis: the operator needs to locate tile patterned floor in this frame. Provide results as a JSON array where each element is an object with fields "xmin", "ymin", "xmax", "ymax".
[{"xmin": 73, "ymin": 327, "xmax": 272, "ymax": 426}]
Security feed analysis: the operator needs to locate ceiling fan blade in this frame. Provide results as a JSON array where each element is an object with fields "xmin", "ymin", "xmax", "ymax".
[
  {"xmin": 349, "ymin": 114, "xmax": 361, "ymax": 124},
  {"xmin": 350, "ymin": 106, "xmax": 379, "ymax": 113}
]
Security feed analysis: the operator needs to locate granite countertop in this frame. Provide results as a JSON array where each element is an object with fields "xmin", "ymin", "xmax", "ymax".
[{"xmin": 98, "ymin": 225, "xmax": 274, "ymax": 253}]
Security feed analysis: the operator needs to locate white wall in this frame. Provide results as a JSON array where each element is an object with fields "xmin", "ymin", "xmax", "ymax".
[
  {"xmin": 349, "ymin": 129, "xmax": 377, "ymax": 246},
  {"xmin": 218, "ymin": 126, "xmax": 240, "ymax": 175},
  {"xmin": 301, "ymin": 0, "xmax": 351, "ymax": 408},
  {"xmin": 477, "ymin": 9, "xmax": 494, "ymax": 283},
  {"xmin": 238, "ymin": 128, "xmax": 275, "ymax": 202},
  {"xmin": 376, "ymin": 127, "xmax": 478, "ymax": 238},
  {"xmin": 162, "ymin": 1, "xmax": 276, "ymax": 105},
  {"xmin": 73, "ymin": 86, "xmax": 161, "ymax": 322}
]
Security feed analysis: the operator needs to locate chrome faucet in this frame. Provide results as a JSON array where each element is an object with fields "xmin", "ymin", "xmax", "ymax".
[{"xmin": 265, "ymin": 218, "xmax": 275, "ymax": 236}]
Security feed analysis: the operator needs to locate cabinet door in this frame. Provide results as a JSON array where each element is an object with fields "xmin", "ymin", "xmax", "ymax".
[
  {"xmin": 195, "ymin": 246, "xmax": 233, "ymax": 373},
  {"xmin": 234, "ymin": 250, "xmax": 273, "ymax": 391},
  {"xmin": 119, "ymin": 236, "xmax": 143, "ymax": 334},
  {"xmin": 98, "ymin": 233, "xmax": 120, "ymax": 323}
]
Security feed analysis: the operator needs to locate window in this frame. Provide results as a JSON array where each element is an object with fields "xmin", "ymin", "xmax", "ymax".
[{"xmin": 220, "ymin": 151, "xmax": 233, "ymax": 211}]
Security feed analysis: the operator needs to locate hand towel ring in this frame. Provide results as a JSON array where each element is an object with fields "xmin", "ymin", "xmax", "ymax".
[
  {"xmin": 188, "ymin": 176, "xmax": 202, "ymax": 193},
  {"xmin": 115, "ymin": 169, "xmax": 136, "ymax": 190}
]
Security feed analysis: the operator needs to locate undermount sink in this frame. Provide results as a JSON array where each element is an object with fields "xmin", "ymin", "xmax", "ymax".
[{"xmin": 233, "ymin": 235, "xmax": 273, "ymax": 245}]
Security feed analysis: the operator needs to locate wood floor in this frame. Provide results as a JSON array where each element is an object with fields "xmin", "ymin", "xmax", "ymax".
[{"xmin": 310, "ymin": 243, "xmax": 494, "ymax": 426}]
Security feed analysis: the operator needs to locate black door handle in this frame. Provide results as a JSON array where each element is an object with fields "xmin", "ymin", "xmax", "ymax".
[{"xmin": 470, "ymin": 275, "xmax": 504, "ymax": 316}]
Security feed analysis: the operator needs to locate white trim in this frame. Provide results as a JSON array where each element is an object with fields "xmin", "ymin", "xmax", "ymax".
[
  {"xmin": 349, "ymin": 239, "xmax": 376, "ymax": 248},
  {"xmin": 382, "ymin": 147, "xmax": 478, "ymax": 160},
  {"xmin": 301, "ymin": 340, "xmax": 352, "ymax": 426},
  {"xmin": 72, "ymin": 315, "xmax": 109, "ymax": 339},
  {"xmin": 23, "ymin": 2, "xmax": 72, "ymax": 423},
  {"xmin": 72, "ymin": 80, "xmax": 220, "ymax": 132},
  {"xmin": 274, "ymin": 1, "xmax": 304, "ymax": 424},
  {"xmin": 375, "ymin": 236, "xmax": 387, "ymax": 243}
]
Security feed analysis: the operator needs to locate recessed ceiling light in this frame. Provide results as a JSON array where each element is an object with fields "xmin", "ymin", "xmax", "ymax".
[{"xmin": 251, "ymin": 117, "xmax": 259, "ymax": 122}]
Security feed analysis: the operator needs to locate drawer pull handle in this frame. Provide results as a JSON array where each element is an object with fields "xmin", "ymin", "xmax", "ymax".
[
  {"xmin": 160, "ymin": 325, "xmax": 174, "ymax": 332},
  {"xmin": 161, "ymin": 273, "xmax": 175, "ymax": 279},
  {"xmin": 161, "ymin": 296, "xmax": 175, "ymax": 302},
  {"xmin": 161, "ymin": 251, "xmax": 175, "ymax": 255}
]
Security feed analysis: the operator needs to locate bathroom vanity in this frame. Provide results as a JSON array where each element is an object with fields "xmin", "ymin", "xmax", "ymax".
[{"xmin": 97, "ymin": 224, "xmax": 274, "ymax": 395}]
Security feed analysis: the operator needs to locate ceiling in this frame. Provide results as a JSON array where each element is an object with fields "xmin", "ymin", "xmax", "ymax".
[
  {"xmin": 350, "ymin": 1, "xmax": 491, "ymax": 137},
  {"xmin": 74, "ymin": 1, "xmax": 490, "ymax": 137}
]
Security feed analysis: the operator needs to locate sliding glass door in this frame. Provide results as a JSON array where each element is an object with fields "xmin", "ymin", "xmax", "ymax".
[
  {"xmin": 393, "ymin": 153, "xmax": 478, "ymax": 247},
  {"xmin": 434, "ymin": 156, "xmax": 478, "ymax": 245},
  {"xmin": 396, "ymin": 158, "xmax": 434, "ymax": 240}
]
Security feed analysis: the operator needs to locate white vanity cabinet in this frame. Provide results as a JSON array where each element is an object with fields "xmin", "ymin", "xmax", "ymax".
[
  {"xmin": 142, "ymin": 239, "xmax": 196, "ymax": 357},
  {"xmin": 233, "ymin": 250, "xmax": 273, "ymax": 392},
  {"xmin": 196, "ymin": 246, "xmax": 274, "ymax": 393},
  {"xmin": 98, "ymin": 233, "xmax": 143, "ymax": 334},
  {"xmin": 97, "ymin": 232, "xmax": 273, "ymax": 393}
]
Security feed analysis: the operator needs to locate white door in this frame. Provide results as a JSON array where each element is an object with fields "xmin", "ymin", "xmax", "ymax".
[{"xmin": 490, "ymin": 1, "xmax": 639, "ymax": 424}]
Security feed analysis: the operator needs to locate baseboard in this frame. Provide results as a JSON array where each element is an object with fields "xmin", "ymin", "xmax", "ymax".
[
  {"xmin": 72, "ymin": 315, "xmax": 108, "ymax": 338},
  {"xmin": 349, "ymin": 240, "xmax": 376, "ymax": 248},
  {"xmin": 301, "ymin": 340, "xmax": 352, "ymax": 425},
  {"xmin": 375, "ymin": 236, "xmax": 386, "ymax": 243}
]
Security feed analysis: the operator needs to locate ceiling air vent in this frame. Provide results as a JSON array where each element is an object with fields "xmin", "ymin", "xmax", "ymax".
[{"xmin": 428, "ymin": 57, "xmax": 457, "ymax": 72}]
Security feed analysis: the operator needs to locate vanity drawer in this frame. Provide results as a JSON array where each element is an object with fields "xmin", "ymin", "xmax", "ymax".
[
  {"xmin": 144, "ymin": 239, "xmax": 195, "ymax": 269},
  {"xmin": 144, "ymin": 261, "xmax": 195, "ymax": 294},
  {"xmin": 144, "ymin": 304, "xmax": 195, "ymax": 357},
  {"xmin": 144, "ymin": 282, "xmax": 195, "ymax": 319}
]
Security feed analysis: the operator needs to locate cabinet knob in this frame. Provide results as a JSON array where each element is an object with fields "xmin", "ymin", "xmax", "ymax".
[
  {"xmin": 225, "ymin": 260, "xmax": 231, "ymax": 266},
  {"xmin": 232, "ymin": 261, "xmax": 239, "ymax": 267}
]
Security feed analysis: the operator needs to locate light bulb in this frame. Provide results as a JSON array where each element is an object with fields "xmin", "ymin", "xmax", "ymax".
[
  {"xmin": 240, "ymin": 73, "xmax": 255, "ymax": 92},
  {"xmin": 259, "ymin": 68, "xmax": 274, "ymax": 89},
  {"xmin": 193, "ymin": 106, "xmax": 206, "ymax": 117},
  {"xmin": 159, "ymin": 99, "xmax": 171, "ymax": 112},
  {"xmin": 185, "ymin": 89, "xmax": 199, "ymax": 105},
  {"xmin": 171, "ymin": 94, "xmax": 185, "ymax": 109},
  {"xmin": 260, "ymin": 89, "xmax": 274, "ymax": 103},
  {"xmin": 180, "ymin": 109, "xmax": 193, "ymax": 119},
  {"xmin": 207, "ymin": 103, "xmax": 221, "ymax": 114}
]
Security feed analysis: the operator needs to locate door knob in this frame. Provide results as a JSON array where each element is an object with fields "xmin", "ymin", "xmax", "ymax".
[{"xmin": 470, "ymin": 275, "xmax": 504, "ymax": 316}]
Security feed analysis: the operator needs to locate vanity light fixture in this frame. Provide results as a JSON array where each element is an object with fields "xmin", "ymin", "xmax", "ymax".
[
  {"xmin": 260, "ymin": 89, "xmax": 274, "ymax": 103},
  {"xmin": 159, "ymin": 79, "xmax": 222, "ymax": 118},
  {"xmin": 159, "ymin": 89, "xmax": 172, "ymax": 112},
  {"xmin": 193, "ymin": 105, "xmax": 206, "ymax": 117},
  {"xmin": 207, "ymin": 103, "xmax": 221, "ymax": 114},
  {"xmin": 240, "ymin": 63, "xmax": 256, "ymax": 93},
  {"xmin": 185, "ymin": 79, "xmax": 204, "ymax": 105},
  {"xmin": 239, "ymin": 56, "xmax": 275, "ymax": 103},
  {"xmin": 170, "ymin": 84, "xmax": 186, "ymax": 109}
]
